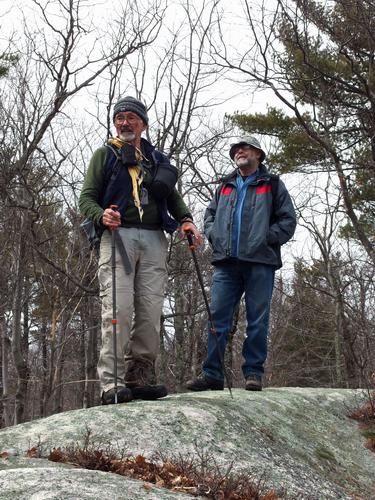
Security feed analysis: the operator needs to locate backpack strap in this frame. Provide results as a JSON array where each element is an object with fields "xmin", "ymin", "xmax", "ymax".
[
  {"xmin": 269, "ymin": 174, "xmax": 279, "ymax": 221},
  {"xmin": 114, "ymin": 230, "xmax": 132, "ymax": 275},
  {"xmin": 103, "ymin": 144, "xmax": 121, "ymax": 189},
  {"xmin": 101, "ymin": 145, "xmax": 133, "ymax": 274}
]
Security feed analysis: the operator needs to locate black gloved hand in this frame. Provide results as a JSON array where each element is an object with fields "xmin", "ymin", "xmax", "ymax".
[{"xmin": 121, "ymin": 143, "xmax": 138, "ymax": 166}]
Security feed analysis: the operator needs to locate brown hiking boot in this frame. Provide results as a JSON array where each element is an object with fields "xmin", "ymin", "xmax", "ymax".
[
  {"xmin": 186, "ymin": 374, "xmax": 224, "ymax": 391},
  {"xmin": 125, "ymin": 358, "xmax": 168, "ymax": 400},
  {"xmin": 245, "ymin": 375, "xmax": 262, "ymax": 391}
]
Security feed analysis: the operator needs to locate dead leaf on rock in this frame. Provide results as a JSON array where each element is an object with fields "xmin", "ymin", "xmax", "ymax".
[
  {"xmin": 173, "ymin": 486, "xmax": 198, "ymax": 494},
  {"xmin": 26, "ymin": 447, "xmax": 38, "ymax": 458},
  {"xmin": 135, "ymin": 455, "xmax": 146, "ymax": 466},
  {"xmin": 171, "ymin": 475, "xmax": 182, "ymax": 485},
  {"xmin": 155, "ymin": 474, "xmax": 165, "ymax": 487},
  {"xmin": 48, "ymin": 449, "xmax": 64, "ymax": 462},
  {"xmin": 0, "ymin": 451, "xmax": 9, "ymax": 459}
]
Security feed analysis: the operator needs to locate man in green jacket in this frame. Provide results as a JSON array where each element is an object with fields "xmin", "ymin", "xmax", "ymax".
[{"xmin": 79, "ymin": 96, "xmax": 201, "ymax": 404}]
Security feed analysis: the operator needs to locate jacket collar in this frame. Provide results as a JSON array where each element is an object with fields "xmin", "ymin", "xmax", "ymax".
[
  {"xmin": 221, "ymin": 163, "xmax": 270, "ymax": 185},
  {"xmin": 140, "ymin": 137, "xmax": 155, "ymax": 156}
]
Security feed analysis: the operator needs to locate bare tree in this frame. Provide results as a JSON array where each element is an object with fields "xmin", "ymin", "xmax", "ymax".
[
  {"xmin": 212, "ymin": 0, "xmax": 375, "ymax": 265},
  {"xmin": 0, "ymin": 0, "xmax": 165, "ymax": 424},
  {"xmin": 86, "ymin": 0, "xmax": 234, "ymax": 388}
]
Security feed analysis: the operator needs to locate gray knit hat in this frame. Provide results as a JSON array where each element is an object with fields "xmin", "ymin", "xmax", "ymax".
[
  {"xmin": 229, "ymin": 135, "xmax": 266, "ymax": 162},
  {"xmin": 113, "ymin": 96, "xmax": 149, "ymax": 124}
]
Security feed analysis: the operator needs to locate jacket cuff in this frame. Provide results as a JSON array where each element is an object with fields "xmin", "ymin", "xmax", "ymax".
[{"xmin": 179, "ymin": 216, "xmax": 194, "ymax": 224}]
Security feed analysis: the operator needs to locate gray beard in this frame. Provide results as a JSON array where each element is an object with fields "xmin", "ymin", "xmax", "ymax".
[
  {"xmin": 119, "ymin": 131, "xmax": 135, "ymax": 142},
  {"xmin": 235, "ymin": 157, "xmax": 254, "ymax": 169}
]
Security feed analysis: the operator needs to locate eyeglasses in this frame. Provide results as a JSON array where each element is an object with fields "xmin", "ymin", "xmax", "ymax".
[
  {"xmin": 234, "ymin": 145, "xmax": 252, "ymax": 153},
  {"xmin": 115, "ymin": 113, "xmax": 141, "ymax": 124},
  {"xmin": 232, "ymin": 145, "xmax": 257, "ymax": 156}
]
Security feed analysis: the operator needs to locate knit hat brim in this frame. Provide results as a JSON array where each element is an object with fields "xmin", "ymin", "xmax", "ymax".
[{"xmin": 113, "ymin": 96, "xmax": 148, "ymax": 125}]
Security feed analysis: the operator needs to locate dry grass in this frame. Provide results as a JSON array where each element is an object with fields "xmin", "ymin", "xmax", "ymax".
[
  {"xmin": 44, "ymin": 438, "xmax": 282, "ymax": 499},
  {"xmin": 348, "ymin": 391, "xmax": 375, "ymax": 453}
]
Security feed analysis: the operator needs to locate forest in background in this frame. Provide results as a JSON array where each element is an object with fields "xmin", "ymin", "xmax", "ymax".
[{"xmin": 1, "ymin": 0, "xmax": 374, "ymax": 426}]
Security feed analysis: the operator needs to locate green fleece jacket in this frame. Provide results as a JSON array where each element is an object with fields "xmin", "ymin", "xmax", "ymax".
[{"xmin": 79, "ymin": 146, "xmax": 192, "ymax": 228}]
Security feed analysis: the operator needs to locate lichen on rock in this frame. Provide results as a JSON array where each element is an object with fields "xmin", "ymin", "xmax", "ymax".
[{"xmin": 0, "ymin": 388, "xmax": 374, "ymax": 499}]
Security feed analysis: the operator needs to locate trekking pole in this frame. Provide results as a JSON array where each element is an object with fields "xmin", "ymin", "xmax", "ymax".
[
  {"xmin": 186, "ymin": 232, "xmax": 233, "ymax": 398},
  {"xmin": 110, "ymin": 204, "xmax": 119, "ymax": 404}
]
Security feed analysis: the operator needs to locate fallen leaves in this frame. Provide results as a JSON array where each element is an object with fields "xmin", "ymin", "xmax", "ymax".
[
  {"xmin": 45, "ymin": 444, "xmax": 280, "ymax": 499},
  {"xmin": 26, "ymin": 447, "xmax": 39, "ymax": 458},
  {"xmin": 349, "ymin": 392, "xmax": 375, "ymax": 453}
]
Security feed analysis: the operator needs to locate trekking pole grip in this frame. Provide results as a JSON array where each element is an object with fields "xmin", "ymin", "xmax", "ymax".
[
  {"xmin": 109, "ymin": 204, "xmax": 119, "ymax": 231},
  {"xmin": 186, "ymin": 231, "xmax": 195, "ymax": 250}
]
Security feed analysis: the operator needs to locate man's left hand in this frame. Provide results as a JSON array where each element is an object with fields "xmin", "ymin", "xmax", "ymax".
[{"xmin": 180, "ymin": 222, "xmax": 203, "ymax": 247}]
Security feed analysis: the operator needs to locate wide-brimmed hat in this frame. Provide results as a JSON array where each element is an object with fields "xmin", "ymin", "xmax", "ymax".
[{"xmin": 229, "ymin": 135, "xmax": 266, "ymax": 162}]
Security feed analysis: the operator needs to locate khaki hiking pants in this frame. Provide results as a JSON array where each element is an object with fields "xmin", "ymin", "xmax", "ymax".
[{"xmin": 97, "ymin": 227, "xmax": 168, "ymax": 393}]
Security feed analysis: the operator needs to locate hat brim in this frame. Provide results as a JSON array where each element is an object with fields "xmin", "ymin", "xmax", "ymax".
[{"xmin": 229, "ymin": 142, "xmax": 265, "ymax": 162}]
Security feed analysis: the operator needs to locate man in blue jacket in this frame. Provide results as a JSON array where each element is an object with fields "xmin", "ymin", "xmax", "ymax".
[{"xmin": 186, "ymin": 136, "xmax": 296, "ymax": 391}]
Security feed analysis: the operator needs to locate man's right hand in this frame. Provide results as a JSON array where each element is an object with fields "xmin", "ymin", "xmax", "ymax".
[{"xmin": 102, "ymin": 208, "xmax": 121, "ymax": 230}]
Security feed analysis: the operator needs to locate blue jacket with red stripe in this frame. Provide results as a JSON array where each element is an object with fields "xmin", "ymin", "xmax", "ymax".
[{"xmin": 204, "ymin": 164, "xmax": 296, "ymax": 269}]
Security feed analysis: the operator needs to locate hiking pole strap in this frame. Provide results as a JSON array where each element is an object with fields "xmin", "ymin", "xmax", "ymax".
[{"xmin": 114, "ymin": 230, "xmax": 132, "ymax": 275}]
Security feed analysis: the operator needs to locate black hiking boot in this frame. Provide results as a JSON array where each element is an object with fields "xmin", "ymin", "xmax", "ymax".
[
  {"xmin": 125, "ymin": 358, "xmax": 168, "ymax": 400},
  {"xmin": 130, "ymin": 384, "xmax": 168, "ymax": 400},
  {"xmin": 245, "ymin": 375, "xmax": 262, "ymax": 391},
  {"xmin": 186, "ymin": 374, "xmax": 224, "ymax": 391},
  {"xmin": 101, "ymin": 387, "xmax": 133, "ymax": 405}
]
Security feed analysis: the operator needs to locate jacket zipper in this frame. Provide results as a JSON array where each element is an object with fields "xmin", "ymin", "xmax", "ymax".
[
  {"xmin": 226, "ymin": 188, "xmax": 237, "ymax": 256},
  {"xmin": 225, "ymin": 176, "xmax": 268, "ymax": 258}
]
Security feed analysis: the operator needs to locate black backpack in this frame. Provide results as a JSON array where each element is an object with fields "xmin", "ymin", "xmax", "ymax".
[
  {"xmin": 80, "ymin": 145, "xmax": 120, "ymax": 251},
  {"xmin": 80, "ymin": 144, "xmax": 179, "ymax": 250}
]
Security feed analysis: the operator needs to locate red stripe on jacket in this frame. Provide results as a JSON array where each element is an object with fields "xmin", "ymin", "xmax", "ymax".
[
  {"xmin": 256, "ymin": 184, "xmax": 271, "ymax": 195},
  {"xmin": 221, "ymin": 186, "xmax": 233, "ymax": 196}
]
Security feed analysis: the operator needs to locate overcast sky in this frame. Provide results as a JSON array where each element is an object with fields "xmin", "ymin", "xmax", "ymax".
[{"xmin": 0, "ymin": 0, "xmax": 341, "ymax": 271}]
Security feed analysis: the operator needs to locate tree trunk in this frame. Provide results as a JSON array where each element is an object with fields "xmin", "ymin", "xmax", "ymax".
[
  {"xmin": 333, "ymin": 300, "xmax": 343, "ymax": 387},
  {"xmin": 1, "ymin": 314, "xmax": 11, "ymax": 428},
  {"xmin": 226, "ymin": 302, "xmax": 240, "ymax": 387},
  {"xmin": 83, "ymin": 296, "xmax": 99, "ymax": 408},
  {"xmin": 326, "ymin": 260, "xmax": 354, "ymax": 387},
  {"xmin": 11, "ymin": 231, "xmax": 29, "ymax": 425},
  {"xmin": 39, "ymin": 322, "xmax": 48, "ymax": 418},
  {"xmin": 52, "ymin": 312, "xmax": 68, "ymax": 414},
  {"xmin": 159, "ymin": 317, "xmax": 168, "ymax": 386},
  {"xmin": 79, "ymin": 319, "xmax": 86, "ymax": 408},
  {"xmin": 174, "ymin": 268, "xmax": 186, "ymax": 391},
  {"xmin": 45, "ymin": 299, "xmax": 59, "ymax": 416}
]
